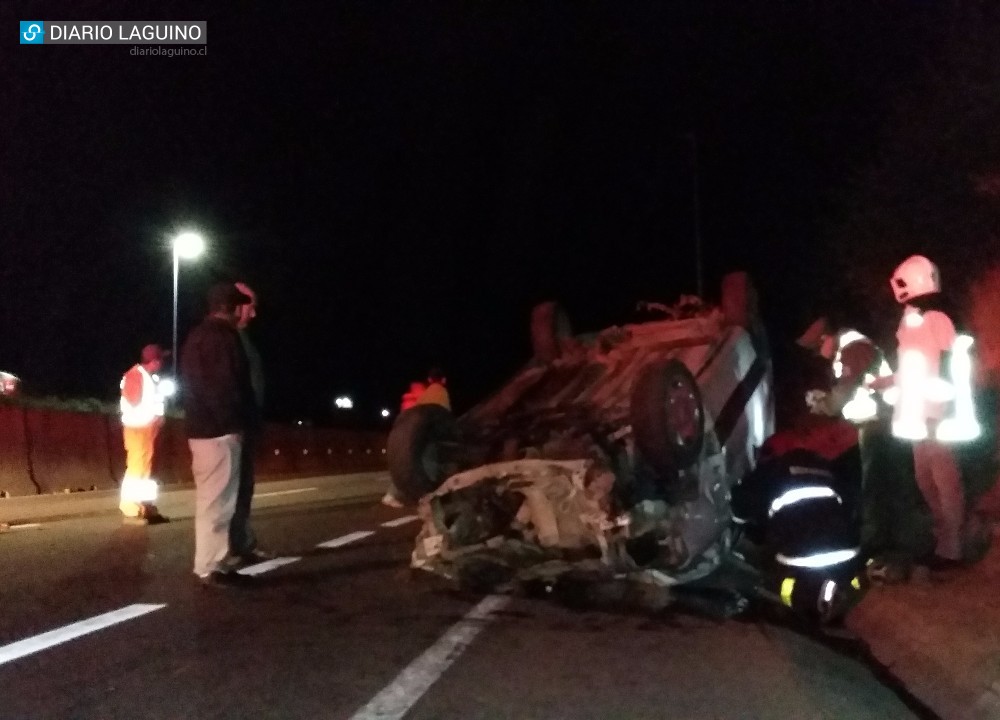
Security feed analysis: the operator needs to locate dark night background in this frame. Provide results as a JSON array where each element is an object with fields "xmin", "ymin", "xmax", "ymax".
[{"xmin": 4, "ymin": 2, "xmax": 999, "ymax": 425}]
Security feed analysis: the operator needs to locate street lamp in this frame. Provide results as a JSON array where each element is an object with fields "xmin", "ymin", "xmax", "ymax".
[{"xmin": 171, "ymin": 231, "xmax": 205, "ymax": 375}]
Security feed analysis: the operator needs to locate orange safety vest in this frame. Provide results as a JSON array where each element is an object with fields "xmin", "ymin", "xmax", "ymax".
[{"xmin": 120, "ymin": 364, "xmax": 165, "ymax": 428}]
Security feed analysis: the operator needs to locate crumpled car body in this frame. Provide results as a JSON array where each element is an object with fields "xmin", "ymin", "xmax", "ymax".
[{"xmin": 395, "ymin": 273, "xmax": 788, "ymax": 608}]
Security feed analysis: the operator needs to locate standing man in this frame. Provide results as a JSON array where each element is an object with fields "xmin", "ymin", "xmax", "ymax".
[
  {"xmin": 877, "ymin": 255, "xmax": 976, "ymax": 571},
  {"xmin": 181, "ymin": 282, "xmax": 257, "ymax": 587},
  {"xmin": 119, "ymin": 343, "xmax": 170, "ymax": 524},
  {"xmin": 228, "ymin": 281, "xmax": 271, "ymax": 565}
]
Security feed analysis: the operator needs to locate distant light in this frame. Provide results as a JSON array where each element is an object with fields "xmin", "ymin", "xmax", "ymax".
[
  {"xmin": 158, "ymin": 378, "xmax": 177, "ymax": 397},
  {"xmin": 173, "ymin": 232, "xmax": 205, "ymax": 260},
  {"xmin": 380, "ymin": 408, "xmax": 391, "ymax": 418},
  {"xmin": 335, "ymin": 396, "xmax": 353, "ymax": 409},
  {"xmin": 297, "ymin": 420, "xmax": 304, "ymax": 426}
]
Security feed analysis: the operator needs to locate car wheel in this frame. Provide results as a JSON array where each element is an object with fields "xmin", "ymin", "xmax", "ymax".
[
  {"xmin": 386, "ymin": 405, "xmax": 458, "ymax": 503},
  {"xmin": 630, "ymin": 359, "xmax": 705, "ymax": 475}
]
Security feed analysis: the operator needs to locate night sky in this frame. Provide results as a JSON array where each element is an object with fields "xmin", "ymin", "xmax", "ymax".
[{"xmin": 3, "ymin": 2, "xmax": 948, "ymax": 424}]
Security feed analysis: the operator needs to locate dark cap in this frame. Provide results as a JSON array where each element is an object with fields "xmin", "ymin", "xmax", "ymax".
[
  {"xmin": 206, "ymin": 282, "xmax": 253, "ymax": 310},
  {"xmin": 141, "ymin": 344, "xmax": 170, "ymax": 364}
]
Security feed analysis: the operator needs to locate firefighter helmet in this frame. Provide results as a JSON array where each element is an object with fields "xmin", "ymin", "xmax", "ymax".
[{"xmin": 890, "ymin": 255, "xmax": 940, "ymax": 303}]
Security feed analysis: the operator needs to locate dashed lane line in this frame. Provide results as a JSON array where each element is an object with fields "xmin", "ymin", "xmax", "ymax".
[
  {"xmin": 0, "ymin": 604, "xmax": 167, "ymax": 667},
  {"xmin": 0, "ymin": 515, "xmax": 403, "ymax": 666},
  {"xmin": 237, "ymin": 556, "xmax": 302, "ymax": 576},
  {"xmin": 255, "ymin": 487, "xmax": 318, "ymax": 499},
  {"xmin": 316, "ymin": 530, "xmax": 375, "ymax": 549},
  {"xmin": 348, "ymin": 595, "xmax": 510, "ymax": 720},
  {"xmin": 380, "ymin": 515, "xmax": 419, "ymax": 528}
]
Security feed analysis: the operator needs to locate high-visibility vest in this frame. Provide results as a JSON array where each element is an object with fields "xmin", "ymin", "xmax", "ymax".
[
  {"xmin": 833, "ymin": 330, "xmax": 892, "ymax": 424},
  {"xmin": 120, "ymin": 364, "xmax": 166, "ymax": 428},
  {"xmin": 885, "ymin": 307, "xmax": 980, "ymax": 443}
]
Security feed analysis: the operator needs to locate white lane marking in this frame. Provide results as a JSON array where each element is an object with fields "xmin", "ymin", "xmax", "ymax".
[
  {"xmin": 316, "ymin": 530, "xmax": 375, "ymax": 549},
  {"xmin": 348, "ymin": 595, "xmax": 509, "ymax": 720},
  {"xmin": 237, "ymin": 556, "xmax": 302, "ymax": 576},
  {"xmin": 8, "ymin": 523, "xmax": 42, "ymax": 531},
  {"xmin": 255, "ymin": 487, "xmax": 318, "ymax": 499},
  {"xmin": 0, "ymin": 604, "xmax": 166, "ymax": 667},
  {"xmin": 380, "ymin": 515, "xmax": 419, "ymax": 528}
]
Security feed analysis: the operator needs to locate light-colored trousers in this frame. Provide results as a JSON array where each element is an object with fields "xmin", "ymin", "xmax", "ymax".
[
  {"xmin": 913, "ymin": 438, "xmax": 965, "ymax": 560},
  {"xmin": 189, "ymin": 434, "xmax": 242, "ymax": 576},
  {"xmin": 123, "ymin": 423, "xmax": 160, "ymax": 478},
  {"xmin": 121, "ymin": 423, "xmax": 162, "ymax": 511}
]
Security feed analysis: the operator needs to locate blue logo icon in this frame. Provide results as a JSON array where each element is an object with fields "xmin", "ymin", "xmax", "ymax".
[{"xmin": 20, "ymin": 21, "xmax": 45, "ymax": 44}]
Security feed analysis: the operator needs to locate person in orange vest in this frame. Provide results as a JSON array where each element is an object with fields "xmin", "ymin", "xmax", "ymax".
[
  {"xmin": 400, "ymin": 381, "xmax": 427, "ymax": 412},
  {"xmin": 119, "ymin": 344, "xmax": 170, "ymax": 523},
  {"xmin": 382, "ymin": 369, "xmax": 451, "ymax": 508},
  {"xmin": 382, "ymin": 379, "xmax": 430, "ymax": 508},
  {"xmin": 872, "ymin": 255, "xmax": 978, "ymax": 571}
]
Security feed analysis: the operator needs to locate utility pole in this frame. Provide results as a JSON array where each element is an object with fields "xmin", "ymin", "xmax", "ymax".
[{"xmin": 685, "ymin": 132, "xmax": 704, "ymax": 298}]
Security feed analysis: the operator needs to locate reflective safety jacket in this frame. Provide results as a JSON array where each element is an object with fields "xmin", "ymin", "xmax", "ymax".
[
  {"xmin": 831, "ymin": 330, "xmax": 892, "ymax": 424},
  {"xmin": 887, "ymin": 307, "xmax": 979, "ymax": 443},
  {"xmin": 120, "ymin": 364, "xmax": 166, "ymax": 428},
  {"xmin": 400, "ymin": 382, "xmax": 426, "ymax": 412}
]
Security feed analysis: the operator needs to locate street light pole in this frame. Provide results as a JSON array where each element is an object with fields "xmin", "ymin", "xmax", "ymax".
[{"xmin": 169, "ymin": 231, "xmax": 206, "ymax": 379}]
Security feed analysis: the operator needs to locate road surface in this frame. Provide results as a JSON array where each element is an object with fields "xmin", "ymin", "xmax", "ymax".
[{"xmin": 0, "ymin": 478, "xmax": 929, "ymax": 719}]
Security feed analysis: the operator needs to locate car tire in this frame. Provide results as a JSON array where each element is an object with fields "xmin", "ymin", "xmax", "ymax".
[
  {"xmin": 630, "ymin": 359, "xmax": 705, "ymax": 475},
  {"xmin": 531, "ymin": 301, "xmax": 572, "ymax": 363},
  {"xmin": 386, "ymin": 405, "xmax": 458, "ymax": 503}
]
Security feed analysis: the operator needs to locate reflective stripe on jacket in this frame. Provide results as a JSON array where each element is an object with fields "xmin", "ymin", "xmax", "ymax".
[{"xmin": 889, "ymin": 307, "xmax": 980, "ymax": 442}]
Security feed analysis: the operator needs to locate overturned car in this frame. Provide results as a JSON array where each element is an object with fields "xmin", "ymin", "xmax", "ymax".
[{"xmin": 388, "ymin": 273, "xmax": 867, "ymax": 623}]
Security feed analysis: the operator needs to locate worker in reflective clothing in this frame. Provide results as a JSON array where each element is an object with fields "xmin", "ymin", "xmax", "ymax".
[
  {"xmin": 873, "ymin": 255, "xmax": 979, "ymax": 570},
  {"xmin": 119, "ymin": 344, "xmax": 170, "ymax": 523},
  {"xmin": 399, "ymin": 381, "xmax": 427, "ymax": 412},
  {"xmin": 798, "ymin": 319, "xmax": 901, "ymax": 567}
]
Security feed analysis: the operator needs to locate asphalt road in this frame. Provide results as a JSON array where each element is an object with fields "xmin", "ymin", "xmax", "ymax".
[{"xmin": 0, "ymin": 489, "xmax": 925, "ymax": 720}]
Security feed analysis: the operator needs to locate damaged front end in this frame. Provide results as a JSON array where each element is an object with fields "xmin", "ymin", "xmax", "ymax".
[
  {"xmin": 395, "ymin": 273, "xmax": 782, "ymax": 615},
  {"xmin": 411, "ymin": 454, "xmax": 734, "ymax": 611}
]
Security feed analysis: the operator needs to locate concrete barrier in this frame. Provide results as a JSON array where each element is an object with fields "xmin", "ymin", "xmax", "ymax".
[
  {"xmin": 0, "ymin": 406, "xmax": 387, "ymax": 496},
  {"xmin": 0, "ymin": 405, "xmax": 38, "ymax": 496},
  {"xmin": 25, "ymin": 409, "xmax": 117, "ymax": 493}
]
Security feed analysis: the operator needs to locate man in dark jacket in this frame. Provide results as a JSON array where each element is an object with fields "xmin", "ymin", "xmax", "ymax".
[
  {"xmin": 227, "ymin": 281, "xmax": 270, "ymax": 565},
  {"xmin": 181, "ymin": 282, "xmax": 257, "ymax": 587}
]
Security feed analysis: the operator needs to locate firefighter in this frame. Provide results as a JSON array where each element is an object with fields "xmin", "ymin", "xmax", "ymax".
[
  {"xmin": 119, "ymin": 344, "xmax": 170, "ymax": 523},
  {"xmin": 873, "ymin": 255, "xmax": 979, "ymax": 571},
  {"xmin": 798, "ymin": 319, "xmax": 905, "ymax": 575}
]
